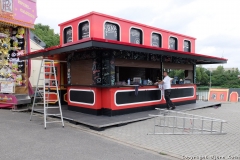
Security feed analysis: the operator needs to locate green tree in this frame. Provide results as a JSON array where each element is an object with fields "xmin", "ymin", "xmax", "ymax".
[
  {"xmin": 211, "ymin": 66, "xmax": 227, "ymax": 86},
  {"xmin": 195, "ymin": 65, "xmax": 240, "ymax": 88},
  {"xmin": 168, "ymin": 70, "xmax": 184, "ymax": 79},
  {"xmin": 196, "ymin": 66, "xmax": 209, "ymax": 85},
  {"xmin": 208, "ymin": 66, "xmax": 240, "ymax": 88},
  {"xmin": 31, "ymin": 23, "xmax": 60, "ymax": 48}
]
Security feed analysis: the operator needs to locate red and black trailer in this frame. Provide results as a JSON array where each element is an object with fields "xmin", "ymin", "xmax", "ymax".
[{"xmin": 20, "ymin": 12, "xmax": 227, "ymax": 116}]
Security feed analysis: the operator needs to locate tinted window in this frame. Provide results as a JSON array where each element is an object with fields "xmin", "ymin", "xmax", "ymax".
[
  {"xmin": 169, "ymin": 37, "xmax": 178, "ymax": 50},
  {"xmin": 184, "ymin": 40, "xmax": 191, "ymax": 52},
  {"xmin": 79, "ymin": 21, "xmax": 89, "ymax": 40},
  {"xmin": 152, "ymin": 33, "xmax": 162, "ymax": 47},
  {"xmin": 104, "ymin": 22, "xmax": 120, "ymax": 41},
  {"xmin": 130, "ymin": 28, "xmax": 142, "ymax": 44},
  {"xmin": 64, "ymin": 27, "xmax": 72, "ymax": 44}
]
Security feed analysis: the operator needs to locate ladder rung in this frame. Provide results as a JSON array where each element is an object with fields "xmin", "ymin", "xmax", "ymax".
[
  {"xmin": 45, "ymin": 100, "xmax": 58, "ymax": 102},
  {"xmin": 33, "ymin": 95, "xmax": 54, "ymax": 100},
  {"xmin": 37, "ymin": 91, "xmax": 56, "ymax": 94},
  {"xmin": 45, "ymin": 107, "xmax": 60, "ymax": 109},
  {"xmin": 43, "ymin": 60, "xmax": 54, "ymax": 61},
  {"xmin": 32, "ymin": 109, "xmax": 44, "ymax": 111},
  {"xmin": 37, "ymin": 86, "xmax": 57, "ymax": 88},
  {"xmin": 40, "ymin": 72, "xmax": 53, "ymax": 74},
  {"xmin": 46, "ymin": 121, "xmax": 62, "ymax": 124},
  {"xmin": 33, "ymin": 100, "xmax": 57, "ymax": 104},
  {"xmin": 43, "ymin": 66, "xmax": 54, "ymax": 68},
  {"xmin": 33, "ymin": 100, "xmax": 52, "ymax": 102},
  {"xmin": 34, "ymin": 102, "xmax": 55, "ymax": 104},
  {"xmin": 38, "ymin": 79, "xmax": 56, "ymax": 81}
]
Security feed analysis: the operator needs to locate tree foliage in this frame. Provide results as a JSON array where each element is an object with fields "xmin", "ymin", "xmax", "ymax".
[
  {"xmin": 196, "ymin": 65, "xmax": 240, "ymax": 88},
  {"xmin": 169, "ymin": 70, "xmax": 184, "ymax": 79},
  {"xmin": 31, "ymin": 23, "xmax": 60, "ymax": 48},
  {"xmin": 169, "ymin": 65, "xmax": 240, "ymax": 88},
  {"xmin": 196, "ymin": 66, "xmax": 209, "ymax": 85}
]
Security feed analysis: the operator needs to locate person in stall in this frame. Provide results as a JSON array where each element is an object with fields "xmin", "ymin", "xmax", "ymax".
[{"xmin": 155, "ymin": 71, "xmax": 176, "ymax": 110}]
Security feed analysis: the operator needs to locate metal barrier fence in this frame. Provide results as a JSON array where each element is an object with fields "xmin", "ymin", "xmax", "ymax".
[
  {"xmin": 196, "ymin": 87, "xmax": 209, "ymax": 101},
  {"xmin": 148, "ymin": 108, "xmax": 227, "ymax": 135}
]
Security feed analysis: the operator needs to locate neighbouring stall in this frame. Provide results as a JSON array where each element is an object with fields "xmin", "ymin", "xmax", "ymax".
[
  {"xmin": 20, "ymin": 12, "xmax": 227, "ymax": 116},
  {"xmin": 0, "ymin": 0, "xmax": 37, "ymax": 108}
]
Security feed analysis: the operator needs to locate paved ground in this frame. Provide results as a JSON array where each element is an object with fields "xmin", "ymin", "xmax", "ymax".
[
  {"xmin": 0, "ymin": 109, "xmax": 171, "ymax": 160},
  {"xmin": 1, "ymin": 103, "xmax": 240, "ymax": 160},
  {"xmin": 88, "ymin": 103, "xmax": 240, "ymax": 159}
]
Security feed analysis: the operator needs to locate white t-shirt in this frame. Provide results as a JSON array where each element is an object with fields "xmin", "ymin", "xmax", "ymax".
[{"xmin": 163, "ymin": 76, "xmax": 172, "ymax": 90}]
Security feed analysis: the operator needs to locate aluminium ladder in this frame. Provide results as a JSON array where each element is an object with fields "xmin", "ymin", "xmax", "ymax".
[
  {"xmin": 148, "ymin": 108, "xmax": 227, "ymax": 135},
  {"xmin": 30, "ymin": 59, "xmax": 64, "ymax": 129}
]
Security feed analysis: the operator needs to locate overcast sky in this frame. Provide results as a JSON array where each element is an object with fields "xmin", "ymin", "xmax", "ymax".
[{"xmin": 35, "ymin": 0, "xmax": 240, "ymax": 69}]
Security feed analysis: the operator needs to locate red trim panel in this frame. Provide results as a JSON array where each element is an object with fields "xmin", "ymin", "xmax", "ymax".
[{"xmin": 67, "ymin": 84, "xmax": 196, "ymax": 111}]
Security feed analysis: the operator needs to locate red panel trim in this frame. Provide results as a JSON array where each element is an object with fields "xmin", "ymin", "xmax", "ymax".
[
  {"xmin": 58, "ymin": 12, "xmax": 196, "ymax": 39},
  {"xmin": 108, "ymin": 85, "xmax": 196, "ymax": 110}
]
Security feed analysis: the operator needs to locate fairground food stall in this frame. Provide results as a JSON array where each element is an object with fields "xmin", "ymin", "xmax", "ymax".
[
  {"xmin": 0, "ymin": 0, "xmax": 37, "ymax": 108},
  {"xmin": 20, "ymin": 12, "xmax": 227, "ymax": 116}
]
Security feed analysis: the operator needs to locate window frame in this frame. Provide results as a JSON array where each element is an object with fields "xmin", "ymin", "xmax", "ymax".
[
  {"xmin": 78, "ymin": 20, "xmax": 90, "ymax": 40},
  {"xmin": 169, "ymin": 36, "xmax": 178, "ymax": 50},
  {"xmin": 129, "ymin": 27, "xmax": 144, "ymax": 45},
  {"xmin": 103, "ymin": 21, "xmax": 121, "ymax": 41}
]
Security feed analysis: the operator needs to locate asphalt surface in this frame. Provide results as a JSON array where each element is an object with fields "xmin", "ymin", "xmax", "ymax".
[{"xmin": 0, "ymin": 109, "xmax": 170, "ymax": 160}]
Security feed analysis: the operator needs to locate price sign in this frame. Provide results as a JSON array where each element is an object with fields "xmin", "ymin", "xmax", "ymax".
[{"xmin": 0, "ymin": 81, "xmax": 15, "ymax": 93}]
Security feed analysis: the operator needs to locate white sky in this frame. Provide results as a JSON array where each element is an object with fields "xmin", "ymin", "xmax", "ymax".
[{"xmin": 35, "ymin": 0, "xmax": 240, "ymax": 69}]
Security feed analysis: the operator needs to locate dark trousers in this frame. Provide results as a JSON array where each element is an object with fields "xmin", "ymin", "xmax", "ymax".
[{"xmin": 164, "ymin": 89, "xmax": 175, "ymax": 109}]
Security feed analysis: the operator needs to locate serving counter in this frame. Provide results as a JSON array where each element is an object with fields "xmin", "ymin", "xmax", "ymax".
[{"xmin": 67, "ymin": 84, "xmax": 196, "ymax": 116}]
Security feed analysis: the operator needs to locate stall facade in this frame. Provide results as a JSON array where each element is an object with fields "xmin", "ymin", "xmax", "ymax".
[
  {"xmin": 0, "ymin": 0, "xmax": 37, "ymax": 108},
  {"xmin": 21, "ymin": 12, "xmax": 227, "ymax": 116}
]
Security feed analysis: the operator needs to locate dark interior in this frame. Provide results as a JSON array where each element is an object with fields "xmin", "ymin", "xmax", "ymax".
[{"xmin": 118, "ymin": 66, "xmax": 161, "ymax": 83}]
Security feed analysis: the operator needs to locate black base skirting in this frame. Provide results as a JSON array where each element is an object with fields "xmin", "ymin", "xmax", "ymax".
[
  {"xmin": 104, "ymin": 100, "xmax": 196, "ymax": 116},
  {"xmin": 68, "ymin": 100, "xmax": 196, "ymax": 116}
]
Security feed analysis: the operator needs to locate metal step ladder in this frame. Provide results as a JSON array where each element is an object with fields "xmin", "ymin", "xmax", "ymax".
[{"xmin": 30, "ymin": 59, "xmax": 64, "ymax": 129}]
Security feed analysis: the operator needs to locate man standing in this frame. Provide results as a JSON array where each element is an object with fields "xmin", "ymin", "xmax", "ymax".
[{"xmin": 157, "ymin": 71, "xmax": 175, "ymax": 110}]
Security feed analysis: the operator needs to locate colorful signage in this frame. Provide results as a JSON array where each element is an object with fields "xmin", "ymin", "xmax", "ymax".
[
  {"xmin": 0, "ymin": 0, "xmax": 37, "ymax": 28},
  {"xmin": 0, "ymin": 94, "xmax": 17, "ymax": 104},
  {"xmin": 208, "ymin": 89, "xmax": 229, "ymax": 102},
  {"xmin": 0, "ymin": 81, "xmax": 15, "ymax": 93}
]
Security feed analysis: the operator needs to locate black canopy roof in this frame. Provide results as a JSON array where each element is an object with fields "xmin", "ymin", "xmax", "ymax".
[{"xmin": 20, "ymin": 38, "xmax": 227, "ymax": 64}]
